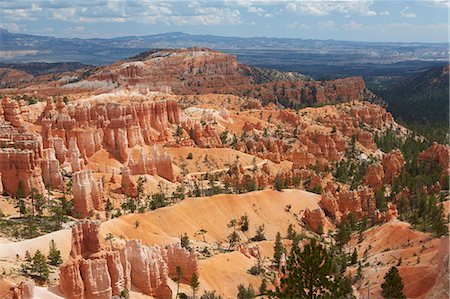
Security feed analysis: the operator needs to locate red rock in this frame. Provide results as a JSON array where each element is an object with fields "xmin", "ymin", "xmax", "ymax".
[
  {"xmin": 166, "ymin": 243, "xmax": 198, "ymax": 284},
  {"xmin": 84, "ymin": 49, "xmax": 372, "ymax": 106},
  {"xmin": 69, "ymin": 221, "xmax": 102, "ymax": 258},
  {"xmin": 321, "ymin": 187, "xmax": 376, "ymax": 222},
  {"xmin": 385, "ymin": 203, "xmax": 398, "ymax": 222},
  {"xmin": 11, "ymin": 280, "xmax": 34, "ymax": 299},
  {"xmin": 303, "ymin": 208, "xmax": 327, "ymax": 233},
  {"xmin": 120, "ymin": 166, "xmax": 137, "ymax": 197},
  {"xmin": 278, "ymin": 109, "xmax": 301, "ymax": 126},
  {"xmin": 183, "ymin": 120, "xmax": 221, "ymax": 148},
  {"xmin": 2, "ymin": 97, "xmax": 25, "ymax": 129},
  {"xmin": 382, "ymin": 149, "xmax": 405, "ymax": 183},
  {"xmin": 243, "ymin": 121, "xmax": 263, "ymax": 132},
  {"xmin": 418, "ymin": 143, "xmax": 450, "ymax": 184},
  {"xmin": 60, "ymin": 221, "xmax": 198, "ymax": 299},
  {"xmin": 0, "ymin": 148, "xmax": 45, "ymax": 196},
  {"xmin": 42, "ymin": 99, "xmax": 181, "ymax": 162},
  {"xmin": 59, "ymin": 260, "xmax": 85, "ymax": 299},
  {"xmin": 126, "ymin": 240, "xmax": 172, "ymax": 298},
  {"xmin": 72, "ymin": 170, "xmax": 105, "ymax": 217},
  {"xmin": 66, "ymin": 137, "xmax": 84, "ymax": 172},
  {"xmin": 357, "ymin": 130, "xmax": 376, "ymax": 150},
  {"xmin": 41, "ymin": 148, "xmax": 63, "ymax": 189},
  {"xmin": 291, "ymin": 146, "xmax": 317, "ymax": 169},
  {"xmin": 153, "ymin": 147, "xmax": 175, "ymax": 182},
  {"xmin": 80, "ymin": 258, "xmax": 112, "ymax": 299},
  {"xmin": 319, "ymin": 192, "xmax": 342, "ymax": 222},
  {"xmin": 363, "ymin": 163, "xmax": 384, "ymax": 191}
]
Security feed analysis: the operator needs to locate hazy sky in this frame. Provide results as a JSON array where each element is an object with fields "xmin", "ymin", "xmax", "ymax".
[{"xmin": 0, "ymin": 0, "xmax": 448, "ymax": 43}]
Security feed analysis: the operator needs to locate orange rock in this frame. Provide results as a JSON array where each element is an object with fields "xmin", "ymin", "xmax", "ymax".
[
  {"xmin": 166, "ymin": 243, "xmax": 198, "ymax": 284},
  {"xmin": 11, "ymin": 280, "xmax": 34, "ymax": 299},
  {"xmin": 303, "ymin": 208, "xmax": 327, "ymax": 233},
  {"xmin": 120, "ymin": 166, "xmax": 137, "ymax": 197},
  {"xmin": 363, "ymin": 163, "xmax": 384, "ymax": 191},
  {"xmin": 72, "ymin": 170, "xmax": 105, "ymax": 218},
  {"xmin": 41, "ymin": 148, "xmax": 63, "ymax": 189},
  {"xmin": 382, "ymin": 149, "xmax": 405, "ymax": 183},
  {"xmin": 418, "ymin": 143, "xmax": 450, "ymax": 185},
  {"xmin": 0, "ymin": 148, "xmax": 45, "ymax": 196},
  {"xmin": 59, "ymin": 260, "xmax": 84, "ymax": 299},
  {"xmin": 2, "ymin": 97, "xmax": 25, "ymax": 129},
  {"xmin": 385, "ymin": 203, "xmax": 398, "ymax": 222},
  {"xmin": 60, "ymin": 221, "xmax": 198, "ymax": 299}
]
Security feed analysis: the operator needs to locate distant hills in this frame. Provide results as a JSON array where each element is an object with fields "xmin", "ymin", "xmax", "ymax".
[
  {"xmin": 0, "ymin": 28, "xmax": 447, "ymax": 66},
  {"xmin": 373, "ymin": 64, "xmax": 449, "ymax": 126}
]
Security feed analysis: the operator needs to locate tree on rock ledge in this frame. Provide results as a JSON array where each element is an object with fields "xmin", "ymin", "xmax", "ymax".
[{"xmin": 381, "ymin": 266, "xmax": 406, "ymax": 299}]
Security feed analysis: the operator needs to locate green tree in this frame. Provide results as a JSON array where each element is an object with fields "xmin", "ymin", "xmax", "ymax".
[
  {"xmin": 251, "ymin": 225, "xmax": 266, "ymax": 242},
  {"xmin": 16, "ymin": 180, "xmax": 26, "ymax": 200},
  {"xmin": 273, "ymin": 177, "xmax": 285, "ymax": 191},
  {"xmin": 195, "ymin": 229, "xmax": 207, "ymax": 242},
  {"xmin": 237, "ymin": 284, "xmax": 255, "ymax": 299},
  {"xmin": 180, "ymin": 233, "xmax": 191, "ymax": 251},
  {"xmin": 190, "ymin": 272, "xmax": 200, "ymax": 298},
  {"xmin": 273, "ymin": 232, "xmax": 284, "ymax": 267},
  {"xmin": 105, "ymin": 233, "xmax": 114, "ymax": 247},
  {"xmin": 240, "ymin": 214, "xmax": 249, "ymax": 232},
  {"xmin": 270, "ymin": 238, "xmax": 352, "ymax": 298},
  {"xmin": 287, "ymin": 223, "xmax": 296, "ymax": 240},
  {"xmin": 48, "ymin": 240, "xmax": 62, "ymax": 266},
  {"xmin": 32, "ymin": 250, "xmax": 50, "ymax": 283},
  {"xmin": 381, "ymin": 266, "xmax": 405, "ymax": 299},
  {"xmin": 200, "ymin": 290, "xmax": 223, "ymax": 299},
  {"xmin": 259, "ymin": 279, "xmax": 268, "ymax": 295},
  {"xmin": 350, "ymin": 248, "xmax": 358, "ymax": 265},
  {"xmin": 176, "ymin": 265, "xmax": 183, "ymax": 299},
  {"xmin": 148, "ymin": 192, "xmax": 167, "ymax": 210}
]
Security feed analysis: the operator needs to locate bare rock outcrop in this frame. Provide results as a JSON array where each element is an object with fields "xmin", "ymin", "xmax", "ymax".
[
  {"xmin": 2, "ymin": 97, "xmax": 25, "ymax": 129},
  {"xmin": 166, "ymin": 243, "xmax": 198, "ymax": 284},
  {"xmin": 11, "ymin": 280, "xmax": 34, "ymax": 299},
  {"xmin": 120, "ymin": 166, "xmax": 137, "ymax": 197},
  {"xmin": 60, "ymin": 221, "xmax": 198, "ymax": 299},
  {"xmin": 363, "ymin": 163, "xmax": 384, "ymax": 191},
  {"xmin": 319, "ymin": 186, "xmax": 376, "ymax": 222},
  {"xmin": 382, "ymin": 149, "xmax": 405, "ymax": 183},
  {"xmin": 418, "ymin": 143, "xmax": 450, "ymax": 184},
  {"xmin": 385, "ymin": 203, "xmax": 398, "ymax": 222},
  {"xmin": 41, "ymin": 148, "xmax": 63, "ymax": 189},
  {"xmin": 303, "ymin": 208, "xmax": 327, "ymax": 233},
  {"xmin": 83, "ymin": 49, "xmax": 371, "ymax": 107},
  {"xmin": 0, "ymin": 148, "xmax": 45, "ymax": 196},
  {"xmin": 72, "ymin": 170, "xmax": 105, "ymax": 217}
]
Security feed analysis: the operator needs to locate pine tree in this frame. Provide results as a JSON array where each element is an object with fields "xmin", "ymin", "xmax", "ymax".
[
  {"xmin": 240, "ymin": 214, "xmax": 249, "ymax": 232},
  {"xmin": 273, "ymin": 232, "xmax": 284, "ymax": 267},
  {"xmin": 180, "ymin": 233, "xmax": 191, "ymax": 251},
  {"xmin": 176, "ymin": 265, "xmax": 183, "ymax": 298},
  {"xmin": 190, "ymin": 272, "xmax": 200, "ymax": 298},
  {"xmin": 287, "ymin": 223, "xmax": 296, "ymax": 240},
  {"xmin": 259, "ymin": 279, "xmax": 267, "ymax": 295},
  {"xmin": 48, "ymin": 240, "xmax": 62, "ymax": 266},
  {"xmin": 32, "ymin": 250, "xmax": 49, "ymax": 283},
  {"xmin": 351, "ymin": 248, "xmax": 358, "ymax": 265},
  {"xmin": 237, "ymin": 284, "xmax": 255, "ymax": 299},
  {"xmin": 251, "ymin": 225, "xmax": 266, "ymax": 242},
  {"xmin": 381, "ymin": 266, "xmax": 406, "ymax": 299},
  {"xmin": 270, "ymin": 237, "xmax": 352, "ymax": 298}
]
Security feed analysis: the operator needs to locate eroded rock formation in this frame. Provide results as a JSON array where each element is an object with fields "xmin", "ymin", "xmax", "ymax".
[
  {"xmin": 382, "ymin": 149, "xmax": 405, "ymax": 183},
  {"xmin": 60, "ymin": 221, "xmax": 198, "ymax": 299},
  {"xmin": 72, "ymin": 170, "xmax": 105, "ymax": 217}
]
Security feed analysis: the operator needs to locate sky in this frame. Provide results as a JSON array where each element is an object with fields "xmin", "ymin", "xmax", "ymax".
[{"xmin": 0, "ymin": 0, "xmax": 448, "ymax": 43}]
